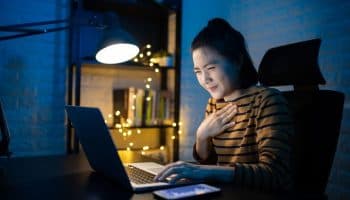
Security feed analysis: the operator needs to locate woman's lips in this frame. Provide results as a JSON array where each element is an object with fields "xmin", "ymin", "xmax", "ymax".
[{"xmin": 207, "ymin": 85, "xmax": 218, "ymax": 92}]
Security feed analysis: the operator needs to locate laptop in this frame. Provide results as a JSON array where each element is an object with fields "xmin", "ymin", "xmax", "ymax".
[
  {"xmin": 65, "ymin": 105, "xmax": 180, "ymax": 192},
  {"xmin": 0, "ymin": 99, "xmax": 11, "ymax": 158}
]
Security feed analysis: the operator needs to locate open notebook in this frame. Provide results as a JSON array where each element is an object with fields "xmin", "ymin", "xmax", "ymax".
[{"xmin": 65, "ymin": 105, "xmax": 186, "ymax": 192}]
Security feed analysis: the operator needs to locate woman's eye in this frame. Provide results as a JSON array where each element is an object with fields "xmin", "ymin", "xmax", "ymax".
[{"xmin": 207, "ymin": 66, "xmax": 216, "ymax": 70}]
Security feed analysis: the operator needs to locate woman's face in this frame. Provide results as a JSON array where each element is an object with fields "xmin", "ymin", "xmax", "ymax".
[{"xmin": 193, "ymin": 46, "xmax": 240, "ymax": 100}]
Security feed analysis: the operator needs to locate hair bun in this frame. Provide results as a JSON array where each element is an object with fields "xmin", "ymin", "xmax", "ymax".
[{"xmin": 207, "ymin": 18, "xmax": 232, "ymax": 30}]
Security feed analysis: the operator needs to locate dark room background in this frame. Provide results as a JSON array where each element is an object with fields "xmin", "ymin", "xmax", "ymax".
[{"xmin": 1, "ymin": 0, "xmax": 349, "ymax": 199}]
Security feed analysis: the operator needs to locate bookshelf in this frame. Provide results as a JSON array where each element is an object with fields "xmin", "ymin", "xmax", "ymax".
[{"xmin": 69, "ymin": 1, "xmax": 182, "ymax": 163}]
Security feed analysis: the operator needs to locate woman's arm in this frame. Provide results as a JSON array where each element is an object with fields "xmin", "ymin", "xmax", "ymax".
[
  {"xmin": 195, "ymin": 102, "xmax": 237, "ymax": 160},
  {"xmin": 233, "ymin": 89, "xmax": 294, "ymax": 191},
  {"xmin": 154, "ymin": 161, "xmax": 235, "ymax": 184}
]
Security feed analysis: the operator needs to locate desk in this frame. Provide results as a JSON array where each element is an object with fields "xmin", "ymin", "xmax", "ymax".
[{"xmin": 0, "ymin": 153, "xmax": 324, "ymax": 200}]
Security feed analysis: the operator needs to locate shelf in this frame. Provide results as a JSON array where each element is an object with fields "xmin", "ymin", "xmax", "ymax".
[{"xmin": 108, "ymin": 125, "xmax": 174, "ymax": 129}]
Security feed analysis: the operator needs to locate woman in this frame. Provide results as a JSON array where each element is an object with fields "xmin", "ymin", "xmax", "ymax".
[{"xmin": 154, "ymin": 18, "xmax": 293, "ymax": 191}]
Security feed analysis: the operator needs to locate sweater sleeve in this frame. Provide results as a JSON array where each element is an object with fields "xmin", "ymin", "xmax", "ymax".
[
  {"xmin": 192, "ymin": 142, "xmax": 218, "ymax": 164},
  {"xmin": 233, "ymin": 89, "xmax": 294, "ymax": 191}
]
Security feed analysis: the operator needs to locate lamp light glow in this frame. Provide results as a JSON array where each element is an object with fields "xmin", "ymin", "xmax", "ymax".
[
  {"xmin": 95, "ymin": 12, "xmax": 139, "ymax": 64},
  {"xmin": 96, "ymin": 43, "xmax": 139, "ymax": 64}
]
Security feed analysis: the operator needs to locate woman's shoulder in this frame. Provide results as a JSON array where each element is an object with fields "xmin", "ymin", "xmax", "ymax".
[
  {"xmin": 253, "ymin": 86, "xmax": 287, "ymax": 104},
  {"xmin": 238, "ymin": 85, "xmax": 281, "ymax": 100}
]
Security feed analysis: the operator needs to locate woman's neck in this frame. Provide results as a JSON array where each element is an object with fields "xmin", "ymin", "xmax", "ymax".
[{"xmin": 223, "ymin": 87, "xmax": 249, "ymax": 102}]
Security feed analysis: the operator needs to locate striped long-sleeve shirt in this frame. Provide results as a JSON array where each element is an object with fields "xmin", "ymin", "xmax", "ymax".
[{"xmin": 193, "ymin": 86, "xmax": 294, "ymax": 191}]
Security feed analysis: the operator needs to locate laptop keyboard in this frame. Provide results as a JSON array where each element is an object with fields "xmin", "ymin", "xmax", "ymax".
[{"xmin": 125, "ymin": 165, "xmax": 156, "ymax": 184}]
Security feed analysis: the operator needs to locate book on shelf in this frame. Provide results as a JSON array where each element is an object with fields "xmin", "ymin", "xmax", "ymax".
[{"xmin": 113, "ymin": 87, "xmax": 174, "ymax": 128}]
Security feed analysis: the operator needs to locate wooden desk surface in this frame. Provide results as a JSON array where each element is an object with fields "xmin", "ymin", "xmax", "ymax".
[{"xmin": 0, "ymin": 153, "xmax": 324, "ymax": 200}]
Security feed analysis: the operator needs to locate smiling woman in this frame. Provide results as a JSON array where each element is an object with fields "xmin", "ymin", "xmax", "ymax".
[{"xmin": 155, "ymin": 18, "xmax": 294, "ymax": 192}]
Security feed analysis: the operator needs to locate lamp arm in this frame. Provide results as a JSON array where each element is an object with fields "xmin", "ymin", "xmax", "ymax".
[{"xmin": 0, "ymin": 19, "xmax": 70, "ymax": 41}]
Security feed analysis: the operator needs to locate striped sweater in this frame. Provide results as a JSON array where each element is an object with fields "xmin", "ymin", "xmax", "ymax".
[{"xmin": 193, "ymin": 86, "xmax": 294, "ymax": 191}]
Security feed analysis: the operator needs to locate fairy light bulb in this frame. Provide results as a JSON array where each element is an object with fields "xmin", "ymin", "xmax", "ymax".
[
  {"xmin": 142, "ymin": 146, "xmax": 149, "ymax": 150},
  {"xmin": 115, "ymin": 110, "xmax": 121, "ymax": 116}
]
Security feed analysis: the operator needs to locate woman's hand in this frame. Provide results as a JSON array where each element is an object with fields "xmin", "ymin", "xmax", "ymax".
[
  {"xmin": 154, "ymin": 161, "xmax": 235, "ymax": 184},
  {"xmin": 197, "ymin": 103, "xmax": 237, "ymax": 141}
]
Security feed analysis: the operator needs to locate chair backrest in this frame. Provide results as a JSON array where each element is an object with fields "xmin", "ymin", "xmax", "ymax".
[
  {"xmin": 0, "ymin": 99, "xmax": 11, "ymax": 158},
  {"xmin": 258, "ymin": 39, "xmax": 345, "ymax": 194}
]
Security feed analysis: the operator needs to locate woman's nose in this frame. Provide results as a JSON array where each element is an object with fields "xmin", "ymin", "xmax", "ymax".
[{"xmin": 203, "ymin": 71, "xmax": 212, "ymax": 84}]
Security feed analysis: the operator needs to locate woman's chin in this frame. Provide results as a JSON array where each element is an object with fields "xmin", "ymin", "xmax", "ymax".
[{"xmin": 210, "ymin": 93, "xmax": 223, "ymax": 100}]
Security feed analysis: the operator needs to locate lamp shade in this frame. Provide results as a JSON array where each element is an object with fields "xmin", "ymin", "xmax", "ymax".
[{"xmin": 95, "ymin": 25, "xmax": 139, "ymax": 64}]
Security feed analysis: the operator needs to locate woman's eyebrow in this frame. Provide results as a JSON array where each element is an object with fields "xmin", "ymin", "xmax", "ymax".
[{"xmin": 194, "ymin": 59, "xmax": 220, "ymax": 70}]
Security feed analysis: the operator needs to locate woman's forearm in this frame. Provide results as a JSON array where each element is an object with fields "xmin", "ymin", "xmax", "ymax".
[
  {"xmin": 195, "ymin": 130, "xmax": 211, "ymax": 160},
  {"xmin": 202, "ymin": 165, "xmax": 235, "ymax": 182}
]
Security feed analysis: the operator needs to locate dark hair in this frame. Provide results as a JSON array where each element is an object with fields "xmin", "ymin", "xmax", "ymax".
[{"xmin": 191, "ymin": 18, "xmax": 258, "ymax": 89}]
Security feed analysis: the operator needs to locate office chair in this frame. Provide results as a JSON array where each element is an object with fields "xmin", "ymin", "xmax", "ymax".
[
  {"xmin": 258, "ymin": 39, "xmax": 345, "ymax": 195},
  {"xmin": 0, "ymin": 99, "xmax": 11, "ymax": 158}
]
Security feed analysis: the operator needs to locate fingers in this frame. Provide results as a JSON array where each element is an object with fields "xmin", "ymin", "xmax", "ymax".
[
  {"xmin": 222, "ymin": 105, "xmax": 238, "ymax": 123},
  {"xmin": 214, "ymin": 104, "xmax": 237, "ymax": 124},
  {"xmin": 154, "ymin": 161, "xmax": 186, "ymax": 182},
  {"xmin": 154, "ymin": 161, "xmax": 198, "ymax": 184},
  {"xmin": 222, "ymin": 121, "xmax": 236, "ymax": 130},
  {"xmin": 215, "ymin": 103, "xmax": 237, "ymax": 117}
]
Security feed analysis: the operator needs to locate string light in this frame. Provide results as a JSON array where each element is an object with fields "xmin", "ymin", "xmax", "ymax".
[
  {"xmin": 142, "ymin": 146, "xmax": 149, "ymax": 150},
  {"xmin": 127, "ymin": 130, "xmax": 132, "ymax": 136},
  {"xmin": 115, "ymin": 110, "xmax": 121, "ymax": 116},
  {"xmin": 110, "ymin": 43, "xmax": 180, "ymax": 160}
]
